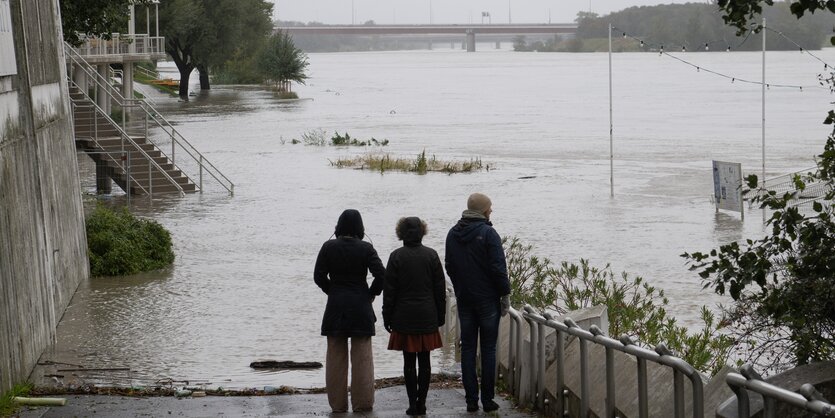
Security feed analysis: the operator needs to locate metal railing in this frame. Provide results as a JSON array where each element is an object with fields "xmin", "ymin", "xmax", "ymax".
[
  {"xmin": 65, "ymin": 42, "xmax": 234, "ymax": 195},
  {"xmin": 510, "ymin": 305, "xmax": 704, "ymax": 418},
  {"xmin": 725, "ymin": 364, "xmax": 834, "ymax": 418},
  {"xmin": 757, "ymin": 167, "xmax": 833, "ymax": 210},
  {"xmin": 71, "ymin": 34, "xmax": 165, "ymax": 57},
  {"xmin": 70, "ymin": 80, "xmax": 183, "ymax": 197}
]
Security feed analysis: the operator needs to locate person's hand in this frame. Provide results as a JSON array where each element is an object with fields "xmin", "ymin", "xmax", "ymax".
[
  {"xmin": 500, "ymin": 295, "xmax": 510, "ymax": 317},
  {"xmin": 384, "ymin": 322, "xmax": 393, "ymax": 333}
]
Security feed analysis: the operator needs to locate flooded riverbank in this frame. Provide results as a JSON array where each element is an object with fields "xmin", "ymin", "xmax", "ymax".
[{"xmin": 47, "ymin": 47, "xmax": 835, "ymax": 389}]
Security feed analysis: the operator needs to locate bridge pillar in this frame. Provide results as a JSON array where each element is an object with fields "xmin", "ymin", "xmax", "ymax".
[
  {"xmin": 95, "ymin": 160, "xmax": 113, "ymax": 194},
  {"xmin": 466, "ymin": 31, "xmax": 476, "ymax": 52},
  {"xmin": 496, "ymin": 41, "xmax": 501, "ymax": 49},
  {"xmin": 451, "ymin": 42, "xmax": 455, "ymax": 49},
  {"xmin": 428, "ymin": 40, "xmax": 433, "ymax": 50}
]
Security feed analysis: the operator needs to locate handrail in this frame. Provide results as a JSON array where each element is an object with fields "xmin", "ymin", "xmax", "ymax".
[
  {"xmin": 725, "ymin": 364, "xmax": 834, "ymax": 417},
  {"xmin": 134, "ymin": 100, "xmax": 235, "ymax": 195},
  {"xmin": 69, "ymin": 80, "xmax": 183, "ymax": 196},
  {"xmin": 520, "ymin": 305, "xmax": 704, "ymax": 418},
  {"xmin": 64, "ymin": 42, "xmax": 234, "ymax": 195},
  {"xmin": 71, "ymin": 33, "xmax": 165, "ymax": 57}
]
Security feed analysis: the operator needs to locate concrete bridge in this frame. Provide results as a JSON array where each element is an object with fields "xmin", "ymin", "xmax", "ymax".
[{"xmin": 277, "ymin": 23, "xmax": 577, "ymax": 52}]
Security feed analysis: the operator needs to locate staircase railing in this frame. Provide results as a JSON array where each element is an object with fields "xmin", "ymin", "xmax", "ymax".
[
  {"xmin": 65, "ymin": 42, "xmax": 234, "ymax": 196},
  {"xmin": 69, "ymin": 79, "xmax": 184, "ymax": 196},
  {"xmin": 723, "ymin": 364, "xmax": 834, "ymax": 417},
  {"xmin": 512, "ymin": 305, "xmax": 705, "ymax": 418}
]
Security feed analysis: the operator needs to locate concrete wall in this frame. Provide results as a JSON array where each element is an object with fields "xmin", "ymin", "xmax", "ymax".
[{"xmin": 0, "ymin": 0, "xmax": 88, "ymax": 394}]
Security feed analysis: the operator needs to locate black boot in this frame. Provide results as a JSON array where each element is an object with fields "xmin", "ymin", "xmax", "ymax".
[
  {"xmin": 415, "ymin": 367, "xmax": 430, "ymax": 415},
  {"xmin": 405, "ymin": 367, "xmax": 419, "ymax": 415}
]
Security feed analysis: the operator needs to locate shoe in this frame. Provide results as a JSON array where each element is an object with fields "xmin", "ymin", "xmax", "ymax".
[
  {"xmin": 352, "ymin": 406, "xmax": 373, "ymax": 412},
  {"xmin": 466, "ymin": 400, "xmax": 479, "ymax": 412},
  {"xmin": 482, "ymin": 399, "xmax": 499, "ymax": 412}
]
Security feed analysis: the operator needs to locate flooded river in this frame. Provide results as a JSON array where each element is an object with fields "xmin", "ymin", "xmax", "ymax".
[{"xmin": 53, "ymin": 46, "xmax": 835, "ymax": 389}]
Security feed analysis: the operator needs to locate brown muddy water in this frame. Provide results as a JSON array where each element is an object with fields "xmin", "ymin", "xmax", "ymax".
[{"xmin": 52, "ymin": 47, "xmax": 835, "ymax": 389}]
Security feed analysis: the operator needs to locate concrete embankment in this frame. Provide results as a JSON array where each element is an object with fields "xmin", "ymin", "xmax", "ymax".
[{"xmin": 0, "ymin": 0, "xmax": 89, "ymax": 394}]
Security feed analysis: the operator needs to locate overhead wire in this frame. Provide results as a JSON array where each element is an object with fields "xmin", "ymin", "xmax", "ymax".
[{"xmin": 611, "ymin": 25, "xmax": 832, "ymax": 91}]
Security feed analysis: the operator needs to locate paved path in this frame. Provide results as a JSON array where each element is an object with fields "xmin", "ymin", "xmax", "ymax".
[{"xmin": 16, "ymin": 386, "xmax": 536, "ymax": 417}]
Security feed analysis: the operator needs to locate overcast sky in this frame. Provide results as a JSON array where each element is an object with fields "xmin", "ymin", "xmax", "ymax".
[{"xmin": 271, "ymin": 1, "xmax": 712, "ymax": 25}]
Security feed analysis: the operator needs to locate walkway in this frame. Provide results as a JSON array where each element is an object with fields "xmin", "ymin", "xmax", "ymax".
[{"xmin": 16, "ymin": 386, "xmax": 535, "ymax": 417}]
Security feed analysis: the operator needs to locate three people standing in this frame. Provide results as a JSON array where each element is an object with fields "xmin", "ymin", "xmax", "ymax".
[{"xmin": 314, "ymin": 194, "xmax": 509, "ymax": 413}]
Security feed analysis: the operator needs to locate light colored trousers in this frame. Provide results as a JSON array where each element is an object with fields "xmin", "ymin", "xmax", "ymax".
[{"xmin": 326, "ymin": 336, "xmax": 375, "ymax": 412}]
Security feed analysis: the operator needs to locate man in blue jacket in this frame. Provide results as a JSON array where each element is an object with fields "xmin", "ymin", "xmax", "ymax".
[{"xmin": 445, "ymin": 192, "xmax": 511, "ymax": 412}]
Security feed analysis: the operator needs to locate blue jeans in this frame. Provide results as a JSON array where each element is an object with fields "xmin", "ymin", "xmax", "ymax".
[{"xmin": 457, "ymin": 298, "xmax": 500, "ymax": 403}]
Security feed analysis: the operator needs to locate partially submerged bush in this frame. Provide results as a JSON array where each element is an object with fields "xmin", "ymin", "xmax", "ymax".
[
  {"xmin": 505, "ymin": 236, "xmax": 733, "ymax": 376},
  {"xmin": 86, "ymin": 205, "xmax": 175, "ymax": 276},
  {"xmin": 331, "ymin": 131, "xmax": 389, "ymax": 146}
]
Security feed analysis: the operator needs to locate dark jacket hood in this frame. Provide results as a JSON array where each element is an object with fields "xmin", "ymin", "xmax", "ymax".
[
  {"xmin": 449, "ymin": 217, "xmax": 490, "ymax": 244},
  {"xmin": 335, "ymin": 209, "xmax": 365, "ymax": 239},
  {"xmin": 401, "ymin": 216, "xmax": 423, "ymax": 247}
]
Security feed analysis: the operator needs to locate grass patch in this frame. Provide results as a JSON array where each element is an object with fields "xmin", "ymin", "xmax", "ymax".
[
  {"xmin": 0, "ymin": 383, "xmax": 33, "ymax": 416},
  {"xmin": 86, "ymin": 204, "xmax": 175, "ymax": 276},
  {"xmin": 330, "ymin": 150, "xmax": 484, "ymax": 174}
]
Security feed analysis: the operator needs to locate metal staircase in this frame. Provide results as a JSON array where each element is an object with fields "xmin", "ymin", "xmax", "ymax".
[{"xmin": 66, "ymin": 43, "xmax": 234, "ymax": 196}]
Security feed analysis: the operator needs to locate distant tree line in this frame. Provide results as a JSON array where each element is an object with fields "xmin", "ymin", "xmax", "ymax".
[{"xmin": 514, "ymin": 2, "xmax": 833, "ymax": 52}]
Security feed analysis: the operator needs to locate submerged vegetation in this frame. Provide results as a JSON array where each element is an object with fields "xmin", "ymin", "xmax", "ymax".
[
  {"xmin": 86, "ymin": 205, "xmax": 175, "ymax": 277},
  {"xmin": 330, "ymin": 150, "xmax": 484, "ymax": 175},
  {"xmin": 505, "ymin": 237, "xmax": 734, "ymax": 376},
  {"xmin": 285, "ymin": 129, "xmax": 390, "ymax": 147}
]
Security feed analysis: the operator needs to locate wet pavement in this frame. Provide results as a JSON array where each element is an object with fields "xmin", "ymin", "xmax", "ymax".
[{"xmin": 15, "ymin": 386, "xmax": 535, "ymax": 417}]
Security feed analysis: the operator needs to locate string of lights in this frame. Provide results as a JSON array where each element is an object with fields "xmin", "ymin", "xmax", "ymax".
[
  {"xmin": 611, "ymin": 26, "xmax": 831, "ymax": 91},
  {"xmin": 763, "ymin": 26, "xmax": 831, "ymax": 71}
]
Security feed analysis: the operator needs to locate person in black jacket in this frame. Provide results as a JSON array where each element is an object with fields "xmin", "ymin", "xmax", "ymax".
[
  {"xmin": 382, "ymin": 217, "xmax": 446, "ymax": 416},
  {"xmin": 445, "ymin": 193, "xmax": 511, "ymax": 413},
  {"xmin": 314, "ymin": 209, "xmax": 385, "ymax": 413}
]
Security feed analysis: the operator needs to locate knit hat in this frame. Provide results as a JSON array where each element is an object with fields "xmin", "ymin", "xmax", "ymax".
[{"xmin": 467, "ymin": 193, "xmax": 492, "ymax": 215}]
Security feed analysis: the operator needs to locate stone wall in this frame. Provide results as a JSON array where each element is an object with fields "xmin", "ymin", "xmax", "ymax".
[{"xmin": 0, "ymin": 0, "xmax": 88, "ymax": 394}]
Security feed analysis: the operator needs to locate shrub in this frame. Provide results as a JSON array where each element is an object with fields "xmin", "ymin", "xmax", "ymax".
[
  {"xmin": 86, "ymin": 205, "xmax": 175, "ymax": 276},
  {"xmin": 505, "ymin": 236, "xmax": 733, "ymax": 376}
]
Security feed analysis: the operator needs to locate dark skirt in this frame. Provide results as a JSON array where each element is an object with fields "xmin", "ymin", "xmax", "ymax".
[{"xmin": 387, "ymin": 330, "xmax": 443, "ymax": 352}]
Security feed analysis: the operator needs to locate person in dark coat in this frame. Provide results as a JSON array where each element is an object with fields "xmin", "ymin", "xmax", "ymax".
[
  {"xmin": 445, "ymin": 193, "xmax": 510, "ymax": 413},
  {"xmin": 382, "ymin": 216, "xmax": 446, "ymax": 416},
  {"xmin": 314, "ymin": 209, "xmax": 385, "ymax": 413}
]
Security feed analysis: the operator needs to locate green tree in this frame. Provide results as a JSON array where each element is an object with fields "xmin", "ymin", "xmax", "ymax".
[
  {"xmin": 718, "ymin": 0, "xmax": 835, "ymax": 43},
  {"xmin": 680, "ymin": 0, "xmax": 835, "ymax": 376},
  {"xmin": 258, "ymin": 30, "xmax": 309, "ymax": 94},
  {"xmin": 159, "ymin": 0, "xmax": 273, "ymax": 98},
  {"xmin": 60, "ymin": 0, "xmax": 150, "ymax": 46}
]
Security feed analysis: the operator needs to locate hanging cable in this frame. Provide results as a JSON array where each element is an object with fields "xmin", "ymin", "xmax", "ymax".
[{"xmin": 612, "ymin": 25, "xmax": 829, "ymax": 91}]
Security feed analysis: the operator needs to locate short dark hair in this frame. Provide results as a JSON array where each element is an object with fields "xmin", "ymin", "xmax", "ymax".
[{"xmin": 395, "ymin": 217, "xmax": 427, "ymax": 240}]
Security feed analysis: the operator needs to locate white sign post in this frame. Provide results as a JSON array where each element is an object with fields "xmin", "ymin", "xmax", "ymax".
[{"xmin": 713, "ymin": 160, "xmax": 744, "ymax": 219}]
